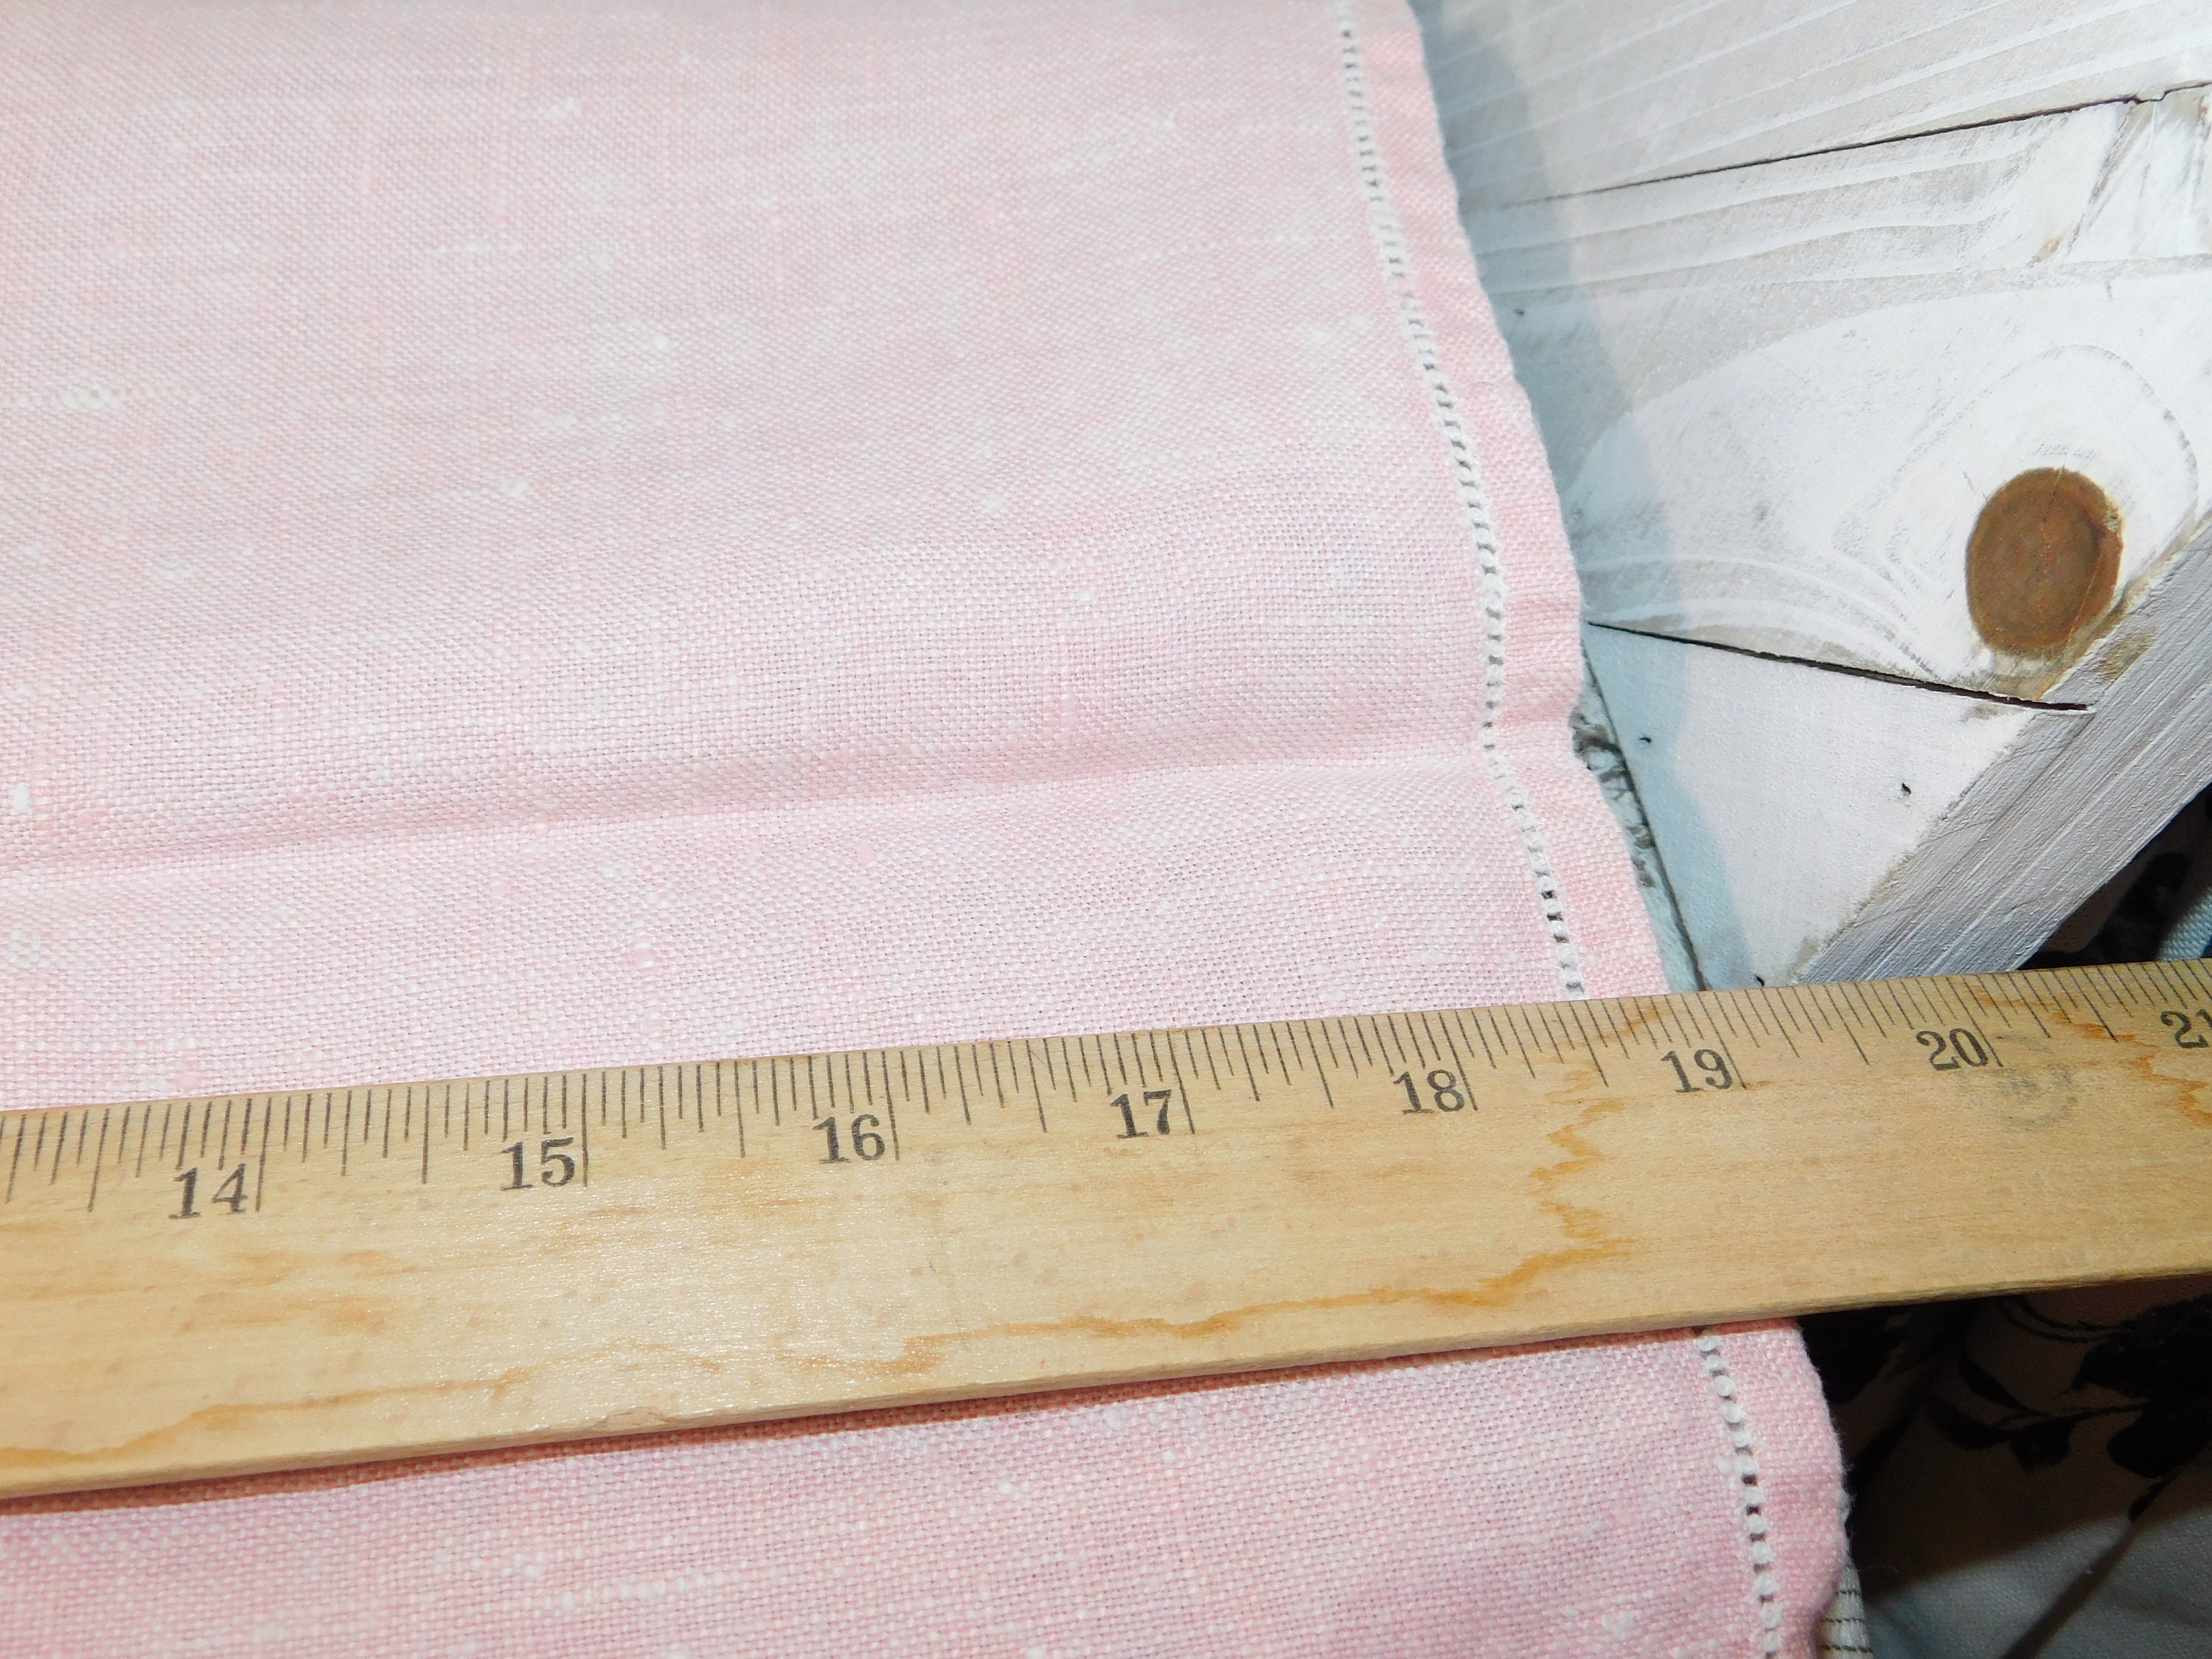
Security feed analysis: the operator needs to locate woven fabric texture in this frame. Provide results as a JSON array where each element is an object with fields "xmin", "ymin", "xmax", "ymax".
[{"xmin": 0, "ymin": 1, "xmax": 1845, "ymax": 1652}]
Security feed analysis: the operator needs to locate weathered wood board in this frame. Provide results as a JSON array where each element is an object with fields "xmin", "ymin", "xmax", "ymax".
[
  {"xmin": 1579, "ymin": 504, "xmax": 2212, "ymax": 988},
  {"xmin": 1468, "ymin": 87, "xmax": 2212, "ymax": 703},
  {"xmin": 1455, "ymin": 88, "xmax": 2212, "ymax": 987},
  {"xmin": 1581, "ymin": 625, "xmax": 2081, "ymax": 988},
  {"xmin": 1417, "ymin": 0, "xmax": 2212, "ymax": 209}
]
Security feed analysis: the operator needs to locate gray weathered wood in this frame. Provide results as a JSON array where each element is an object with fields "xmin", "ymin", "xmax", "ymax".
[
  {"xmin": 1468, "ymin": 86, "xmax": 2212, "ymax": 703},
  {"xmin": 1418, "ymin": 0, "xmax": 2212, "ymax": 209},
  {"xmin": 1454, "ymin": 88, "xmax": 2212, "ymax": 985}
]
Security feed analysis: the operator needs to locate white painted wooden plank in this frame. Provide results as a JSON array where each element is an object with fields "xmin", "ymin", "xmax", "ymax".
[
  {"xmin": 1586, "ymin": 512, "xmax": 2212, "ymax": 985},
  {"xmin": 1801, "ymin": 517, "xmax": 2212, "ymax": 979},
  {"xmin": 1583, "ymin": 624, "xmax": 2081, "ymax": 987},
  {"xmin": 1468, "ymin": 87, "xmax": 2212, "ymax": 704},
  {"xmin": 1416, "ymin": 0, "xmax": 2212, "ymax": 209}
]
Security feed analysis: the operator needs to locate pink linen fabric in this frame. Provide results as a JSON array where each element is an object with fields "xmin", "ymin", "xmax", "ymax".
[{"xmin": 0, "ymin": 1, "xmax": 1845, "ymax": 1653}]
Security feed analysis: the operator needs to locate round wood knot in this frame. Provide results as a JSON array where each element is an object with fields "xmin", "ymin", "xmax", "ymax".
[{"xmin": 1966, "ymin": 469, "xmax": 2121, "ymax": 655}]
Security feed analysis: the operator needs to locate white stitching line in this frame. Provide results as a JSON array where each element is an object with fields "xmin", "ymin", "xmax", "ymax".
[
  {"xmin": 1698, "ymin": 1329, "xmax": 1787, "ymax": 1655},
  {"xmin": 1332, "ymin": 1, "xmax": 1586, "ymax": 999}
]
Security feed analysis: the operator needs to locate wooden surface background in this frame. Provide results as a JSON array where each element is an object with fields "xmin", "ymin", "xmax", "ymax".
[
  {"xmin": 1421, "ymin": 3, "xmax": 2212, "ymax": 990},
  {"xmin": 1420, "ymin": 0, "xmax": 2212, "ymax": 209}
]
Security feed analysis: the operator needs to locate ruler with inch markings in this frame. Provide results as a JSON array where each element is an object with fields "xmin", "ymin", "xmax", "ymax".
[{"xmin": 4, "ymin": 961, "xmax": 2211, "ymax": 1498}]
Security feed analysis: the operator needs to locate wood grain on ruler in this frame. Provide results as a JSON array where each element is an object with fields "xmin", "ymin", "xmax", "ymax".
[{"xmin": 4, "ymin": 963, "xmax": 2211, "ymax": 1500}]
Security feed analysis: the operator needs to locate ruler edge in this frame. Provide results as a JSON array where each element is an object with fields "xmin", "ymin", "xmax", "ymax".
[
  {"xmin": 19, "ymin": 1256, "xmax": 2212, "ymax": 1503},
  {"xmin": 7, "ymin": 959, "xmax": 2212, "ymax": 1498},
  {"xmin": 10, "ymin": 959, "xmax": 2203, "ymax": 1121}
]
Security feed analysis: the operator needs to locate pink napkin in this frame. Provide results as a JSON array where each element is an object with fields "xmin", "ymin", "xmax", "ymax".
[{"xmin": 0, "ymin": 1, "xmax": 1845, "ymax": 1651}]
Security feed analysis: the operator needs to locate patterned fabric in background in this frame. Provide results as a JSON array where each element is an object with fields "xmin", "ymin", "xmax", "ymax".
[{"xmin": 1822, "ymin": 1281, "xmax": 2212, "ymax": 1659}]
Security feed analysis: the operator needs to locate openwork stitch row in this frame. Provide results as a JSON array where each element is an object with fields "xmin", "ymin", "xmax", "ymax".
[{"xmin": 1332, "ymin": 2, "xmax": 1586, "ymax": 998}]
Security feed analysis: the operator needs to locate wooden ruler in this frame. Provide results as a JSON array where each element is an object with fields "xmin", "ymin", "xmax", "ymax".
[{"xmin": 6, "ymin": 961, "xmax": 2211, "ymax": 1500}]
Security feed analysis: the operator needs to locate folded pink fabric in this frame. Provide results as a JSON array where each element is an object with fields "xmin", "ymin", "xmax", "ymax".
[{"xmin": 0, "ymin": 1, "xmax": 1844, "ymax": 1652}]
